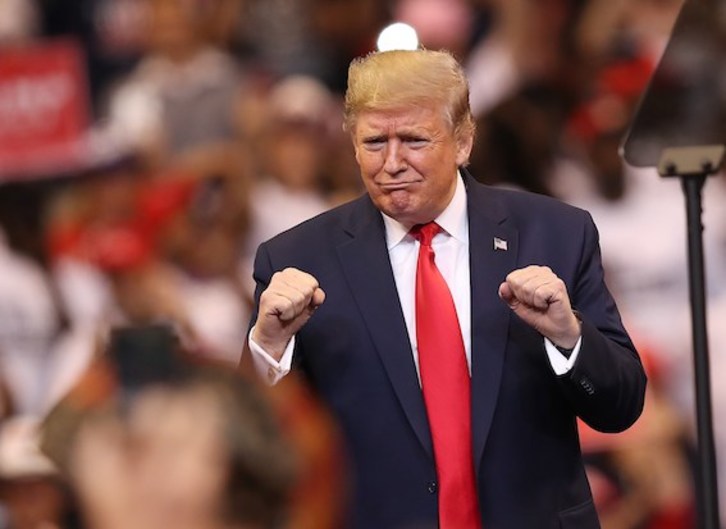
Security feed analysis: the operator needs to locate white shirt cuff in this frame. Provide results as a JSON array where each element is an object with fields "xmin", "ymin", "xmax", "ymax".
[
  {"xmin": 544, "ymin": 336, "xmax": 582, "ymax": 376},
  {"xmin": 248, "ymin": 326, "xmax": 295, "ymax": 385}
]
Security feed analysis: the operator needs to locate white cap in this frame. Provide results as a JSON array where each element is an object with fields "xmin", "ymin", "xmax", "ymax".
[{"xmin": 267, "ymin": 75, "xmax": 333, "ymax": 125}]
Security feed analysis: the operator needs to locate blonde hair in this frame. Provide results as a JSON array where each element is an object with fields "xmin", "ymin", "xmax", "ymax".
[{"xmin": 344, "ymin": 49, "xmax": 475, "ymax": 141}]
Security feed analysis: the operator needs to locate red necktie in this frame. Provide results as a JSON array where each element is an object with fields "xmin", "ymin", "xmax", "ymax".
[{"xmin": 412, "ymin": 222, "xmax": 482, "ymax": 529}]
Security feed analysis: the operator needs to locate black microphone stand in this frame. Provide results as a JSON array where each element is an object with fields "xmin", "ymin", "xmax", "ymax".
[{"xmin": 658, "ymin": 144, "xmax": 724, "ymax": 529}]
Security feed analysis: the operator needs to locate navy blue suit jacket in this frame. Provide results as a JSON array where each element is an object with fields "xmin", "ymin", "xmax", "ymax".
[{"xmin": 251, "ymin": 175, "xmax": 646, "ymax": 529}]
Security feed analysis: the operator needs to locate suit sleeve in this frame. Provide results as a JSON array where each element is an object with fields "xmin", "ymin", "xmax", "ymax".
[{"xmin": 556, "ymin": 212, "xmax": 647, "ymax": 433}]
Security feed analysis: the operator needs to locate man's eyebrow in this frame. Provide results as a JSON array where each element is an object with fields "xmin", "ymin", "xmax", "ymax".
[
  {"xmin": 399, "ymin": 131, "xmax": 428, "ymax": 139},
  {"xmin": 361, "ymin": 133, "xmax": 387, "ymax": 141}
]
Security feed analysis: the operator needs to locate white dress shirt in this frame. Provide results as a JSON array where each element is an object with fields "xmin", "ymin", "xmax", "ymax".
[{"xmin": 249, "ymin": 173, "xmax": 581, "ymax": 384}]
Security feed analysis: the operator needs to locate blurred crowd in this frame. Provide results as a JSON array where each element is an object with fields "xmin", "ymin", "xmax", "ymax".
[{"xmin": 1, "ymin": 0, "xmax": 726, "ymax": 528}]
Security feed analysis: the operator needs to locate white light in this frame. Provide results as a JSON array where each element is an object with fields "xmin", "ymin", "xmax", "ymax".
[{"xmin": 376, "ymin": 22, "xmax": 419, "ymax": 52}]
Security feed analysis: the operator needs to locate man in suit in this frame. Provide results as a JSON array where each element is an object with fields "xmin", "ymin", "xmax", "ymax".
[{"xmin": 245, "ymin": 49, "xmax": 646, "ymax": 529}]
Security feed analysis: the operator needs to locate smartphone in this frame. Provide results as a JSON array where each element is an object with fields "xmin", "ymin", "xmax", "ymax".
[{"xmin": 108, "ymin": 323, "xmax": 184, "ymax": 391}]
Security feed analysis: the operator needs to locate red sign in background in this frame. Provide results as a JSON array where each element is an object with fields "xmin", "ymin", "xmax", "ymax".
[{"xmin": 0, "ymin": 39, "xmax": 90, "ymax": 181}]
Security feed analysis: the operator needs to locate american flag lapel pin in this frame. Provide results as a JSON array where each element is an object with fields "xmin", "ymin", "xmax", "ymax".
[{"xmin": 493, "ymin": 237, "xmax": 508, "ymax": 251}]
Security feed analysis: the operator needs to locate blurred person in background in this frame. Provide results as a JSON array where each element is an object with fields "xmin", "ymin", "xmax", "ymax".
[
  {"xmin": 47, "ymin": 157, "xmax": 253, "ymax": 364},
  {"xmin": 46, "ymin": 161, "xmax": 191, "ymax": 331},
  {"xmin": 241, "ymin": 76, "xmax": 337, "ymax": 295},
  {"xmin": 0, "ymin": 182, "xmax": 89, "ymax": 529},
  {"xmin": 464, "ymin": 0, "xmax": 592, "ymax": 196},
  {"xmin": 39, "ymin": 0, "xmax": 147, "ymax": 115},
  {"xmin": 161, "ymin": 167, "xmax": 254, "ymax": 364},
  {"xmin": 0, "ymin": 0, "xmax": 38, "ymax": 43},
  {"xmin": 0, "ymin": 183, "xmax": 66, "ymax": 418},
  {"xmin": 104, "ymin": 0, "xmax": 248, "ymax": 165},
  {"xmin": 463, "ymin": 0, "xmax": 685, "ymax": 197},
  {"xmin": 44, "ymin": 354, "xmax": 297, "ymax": 529},
  {"xmin": 465, "ymin": 0, "xmax": 586, "ymax": 119},
  {"xmin": 88, "ymin": 0, "xmax": 256, "ymax": 353},
  {"xmin": 32, "ymin": 0, "xmax": 255, "ymax": 365},
  {"xmin": 467, "ymin": 90, "xmax": 566, "ymax": 196},
  {"xmin": 41, "ymin": 324, "xmax": 345, "ymax": 529},
  {"xmin": 235, "ymin": 0, "xmax": 329, "ymax": 86},
  {"xmin": 0, "ymin": 182, "xmax": 95, "ymax": 420}
]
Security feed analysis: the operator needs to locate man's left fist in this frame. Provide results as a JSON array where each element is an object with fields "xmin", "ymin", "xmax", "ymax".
[{"xmin": 498, "ymin": 265, "xmax": 581, "ymax": 349}]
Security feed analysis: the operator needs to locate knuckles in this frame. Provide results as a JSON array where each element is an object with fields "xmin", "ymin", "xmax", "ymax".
[
  {"xmin": 262, "ymin": 268, "xmax": 322, "ymax": 315},
  {"xmin": 269, "ymin": 268, "xmax": 317, "ymax": 292},
  {"xmin": 505, "ymin": 266, "xmax": 568, "ymax": 303}
]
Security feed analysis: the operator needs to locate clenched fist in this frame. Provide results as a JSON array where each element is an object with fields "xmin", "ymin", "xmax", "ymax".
[
  {"xmin": 252, "ymin": 267, "xmax": 326, "ymax": 360},
  {"xmin": 498, "ymin": 265, "xmax": 581, "ymax": 349}
]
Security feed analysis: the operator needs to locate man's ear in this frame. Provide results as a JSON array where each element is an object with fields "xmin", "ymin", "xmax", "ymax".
[{"xmin": 455, "ymin": 130, "xmax": 474, "ymax": 167}]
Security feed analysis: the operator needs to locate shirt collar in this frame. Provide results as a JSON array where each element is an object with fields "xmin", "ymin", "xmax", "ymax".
[{"xmin": 382, "ymin": 171, "xmax": 468, "ymax": 250}]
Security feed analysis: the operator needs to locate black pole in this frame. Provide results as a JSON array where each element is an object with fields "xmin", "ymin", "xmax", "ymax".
[{"xmin": 681, "ymin": 174, "xmax": 720, "ymax": 529}]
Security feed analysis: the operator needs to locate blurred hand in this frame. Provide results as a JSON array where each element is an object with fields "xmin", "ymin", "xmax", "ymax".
[
  {"xmin": 252, "ymin": 268, "xmax": 325, "ymax": 360},
  {"xmin": 498, "ymin": 265, "xmax": 581, "ymax": 349}
]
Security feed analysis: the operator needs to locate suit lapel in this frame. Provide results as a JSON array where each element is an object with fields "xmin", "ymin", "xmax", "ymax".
[
  {"xmin": 336, "ymin": 197, "xmax": 433, "ymax": 457},
  {"xmin": 465, "ymin": 177, "xmax": 519, "ymax": 467}
]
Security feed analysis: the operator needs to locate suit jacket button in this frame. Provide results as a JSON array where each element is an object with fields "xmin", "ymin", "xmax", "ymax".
[
  {"xmin": 579, "ymin": 377, "xmax": 595, "ymax": 395},
  {"xmin": 427, "ymin": 481, "xmax": 437, "ymax": 494}
]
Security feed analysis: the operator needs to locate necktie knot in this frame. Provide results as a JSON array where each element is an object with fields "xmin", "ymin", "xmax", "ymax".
[{"xmin": 411, "ymin": 222, "xmax": 440, "ymax": 247}]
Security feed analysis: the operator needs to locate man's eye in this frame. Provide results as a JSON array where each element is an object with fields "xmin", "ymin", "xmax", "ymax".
[
  {"xmin": 363, "ymin": 139, "xmax": 386, "ymax": 149},
  {"xmin": 405, "ymin": 138, "xmax": 428, "ymax": 148}
]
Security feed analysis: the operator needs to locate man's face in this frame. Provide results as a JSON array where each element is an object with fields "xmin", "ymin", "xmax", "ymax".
[{"xmin": 352, "ymin": 102, "xmax": 473, "ymax": 227}]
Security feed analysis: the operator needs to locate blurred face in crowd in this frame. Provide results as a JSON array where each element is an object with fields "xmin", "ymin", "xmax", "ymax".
[
  {"xmin": 267, "ymin": 122, "xmax": 325, "ymax": 191},
  {"xmin": 127, "ymin": 387, "xmax": 230, "ymax": 528},
  {"xmin": 148, "ymin": 0, "xmax": 202, "ymax": 58},
  {"xmin": 352, "ymin": 101, "xmax": 473, "ymax": 227},
  {"xmin": 69, "ymin": 387, "xmax": 231, "ymax": 529},
  {"xmin": 67, "ymin": 370, "xmax": 296, "ymax": 529}
]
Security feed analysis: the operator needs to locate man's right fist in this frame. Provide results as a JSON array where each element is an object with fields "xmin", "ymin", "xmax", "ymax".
[{"xmin": 252, "ymin": 268, "xmax": 325, "ymax": 360}]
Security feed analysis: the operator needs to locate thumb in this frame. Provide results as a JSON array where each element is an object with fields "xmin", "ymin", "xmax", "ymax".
[
  {"xmin": 304, "ymin": 287, "xmax": 326, "ymax": 315},
  {"xmin": 498, "ymin": 282, "xmax": 518, "ymax": 308},
  {"xmin": 311, "ymin": 287, "xmax": 326, "ymax": 308}
]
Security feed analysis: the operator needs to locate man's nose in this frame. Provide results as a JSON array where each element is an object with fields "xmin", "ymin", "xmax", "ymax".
[{"xmin": 383, "ymin": 140, "xmax": 407, "ymax": 175}]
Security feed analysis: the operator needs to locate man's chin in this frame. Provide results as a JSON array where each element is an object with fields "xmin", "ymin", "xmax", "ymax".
[{"xmin": 381, "ymin": 203, "xmax": 436, "ymax": 227}]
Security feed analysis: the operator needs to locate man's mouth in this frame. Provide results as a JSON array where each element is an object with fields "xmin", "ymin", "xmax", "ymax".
[{"xmin": 378, "ymin": 181, "xmax": 420, "ymax": 191}]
